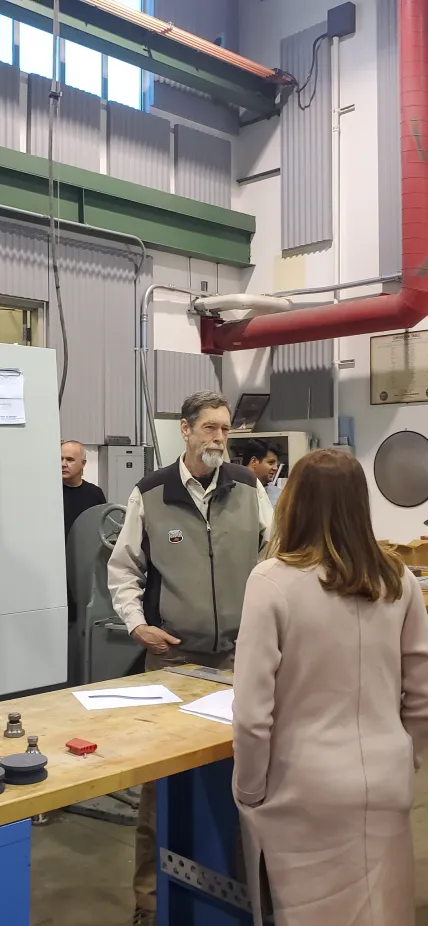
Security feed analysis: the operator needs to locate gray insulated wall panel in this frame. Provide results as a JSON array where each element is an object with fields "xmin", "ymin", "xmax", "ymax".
[
  {"xmin": 174, "ymin": 125, "xmax": 232, "ymax": 208},
  {"xmin": 377, "ymin": 0, "xmax": 401, "ymax": 276},
  {"xmin": 0, "ymin": 62, "xmax": 20, "ymax": 151},
  {"xmin": 28, "ymin": 77, "xmax": 101, "ymax": 171},
  {"xmin": 0, "ymin": 220, "xmax": 49, "ymax": 302},
  {"xmin": 155, "ymin": 350, "xmax": 222, "ymax": 416},
  {"xmin": 270, "ymin": 340, "xmax": 333, "ymax": 420},
  {"xmin": 281, "ymin": 23, "xmax": 332, "ymax": 251},
  {"xmin": 48, "ymin": 239, "xmax": 146, "ymax": 445},
  {"xmin": 108, "ymin": 104, "xmax": 171, "ymax": 191}
]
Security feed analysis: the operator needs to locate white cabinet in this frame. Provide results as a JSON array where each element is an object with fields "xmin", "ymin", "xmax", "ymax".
[{"xmin": 0, "ymin": 344, "xmax": 67, "ymax": 694}]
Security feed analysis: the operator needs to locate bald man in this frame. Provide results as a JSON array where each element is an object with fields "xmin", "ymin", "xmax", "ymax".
[{"xmin": 61, "ymin": 440, "xmax": 106, "ymax": 538}]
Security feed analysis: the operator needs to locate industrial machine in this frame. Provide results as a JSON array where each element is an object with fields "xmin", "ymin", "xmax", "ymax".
[
  {"xmin": 0, "ymin": 344, "xmax": 67, "ymax": 696},
  {"xmin": 66, "ymin": 504, "xmax": 140, "ymax": 685}
]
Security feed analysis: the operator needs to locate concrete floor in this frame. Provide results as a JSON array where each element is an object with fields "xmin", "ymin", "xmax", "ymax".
[
  {"xmin": 31, "ymin": 814, "xmax": 135, "ymax": 926},
  {"xmin": 30, "ymin": 760, "xmax": 428, "ymax": 925}
]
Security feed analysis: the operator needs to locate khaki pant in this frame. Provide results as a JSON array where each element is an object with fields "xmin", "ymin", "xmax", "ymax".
[{"xmin": 134, "ymin": 648, "xmax": 234, "ymax": 912}]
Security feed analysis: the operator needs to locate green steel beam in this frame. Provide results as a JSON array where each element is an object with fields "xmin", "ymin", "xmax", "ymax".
[
  {"xmin": 0, "ymin": 147, "xmax": 255, "ymax": 266},
  {"xmin": 1, "ymin": 0, "xmax": 278, "ymax": 116}
]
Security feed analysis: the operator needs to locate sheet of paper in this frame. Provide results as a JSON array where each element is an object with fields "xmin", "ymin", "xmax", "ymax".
[
  {"xmin": 180, "ymin": 688, "xmax": 234, "ymax": 725},
  {"xmin": 0, "ymin": 369, "xmax": 25, "ymax": 425},
  {"xmin": 73, "ymin": 685, "xmax": 182, "ymax": 711}
]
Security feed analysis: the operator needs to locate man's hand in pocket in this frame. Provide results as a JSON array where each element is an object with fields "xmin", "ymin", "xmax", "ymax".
[{"xmin": 131, "ymin": 625, "xmax": 181, "ymax": 655}]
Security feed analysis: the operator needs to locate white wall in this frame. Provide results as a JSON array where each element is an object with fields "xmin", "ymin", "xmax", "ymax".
[{"xmin": 232, "ymin": 0, "xmax": 427, "ymax": 541}]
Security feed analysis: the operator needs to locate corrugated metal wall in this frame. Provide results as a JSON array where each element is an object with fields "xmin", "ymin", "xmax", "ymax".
[
  {"xmin": 154, "ymin": 349, "xmax": 222, "ymax": 415},
  {"xmin": 0, "ymin": 60, "xmax": 234, "ymax": 208},
  {"xmin": 271, "ymin": 340, "xmax": 333, "ymax": 420},
  {"xmin": 49, "ymin": 240, "xmax": 105, "ymax": 444},
  {"xmin": 108, "ymin": 103, "xmax": 171, "ymax": 190},
  {"xmin": 377, "ymin": 0, "xmax": 401, "ymax": 276},
  {"xmin": 0, "ymin": 217, "xmax": 238, "ymax": 442},
  {"xmin": 0, "ymin": 62, "xmax": 20, "ymax": 151},
  {"xmin": 48, "ymin": 238, "xmax": 148, "ymax": 445},
  {"xmin": 28, "ymin": 77, "xmax": 101, "ymax": 171},
  {"xmin": 174, "ymin": 124, "xmax": 232, "ymax": 208},
  {"xmin": 0, "ymin": 219, "xmax": 49, "ymax": 301},
  {"xmin": 281, "ymin": 24, "xmax": 332, "ymax": 251}
]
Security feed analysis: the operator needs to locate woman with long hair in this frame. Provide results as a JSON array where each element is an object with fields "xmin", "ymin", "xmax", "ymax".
[{"xmin": 233, "ymin": 449, "xmax": 428, "ymax": 926}]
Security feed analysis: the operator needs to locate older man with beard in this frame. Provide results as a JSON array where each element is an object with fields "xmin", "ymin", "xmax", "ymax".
[{"xmin": 108, "ymin": 390, "xmax": 272, "ymax": 926}]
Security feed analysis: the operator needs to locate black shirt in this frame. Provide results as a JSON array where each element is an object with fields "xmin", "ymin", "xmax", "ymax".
[
  {"xmin": 198, "ymin": 471, "xmax": 215, "ymax": 491},
  {"xmin": 63, "ymin": 480, "xmax": 106, "ymax": 538}
]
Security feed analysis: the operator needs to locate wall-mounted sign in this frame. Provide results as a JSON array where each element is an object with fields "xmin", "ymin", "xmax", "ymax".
[
  {"xmin": 0, "ymin": 369, "xmax": 25, "ymax": 425},
  {"xmin": 370, "ymin": 329, "xmax": 428, "ymax": 405}
]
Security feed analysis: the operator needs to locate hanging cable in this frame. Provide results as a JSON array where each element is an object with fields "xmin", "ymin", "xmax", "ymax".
[
  {"xmin": 281, "ymin": 32, "xmax": 328, "ymax": 112},
  {"xmin": 48, "ymin": 0, "xmax": 68, "ymax": 407},
  {"xmin": 297, "ymin": 33, "xmax": 328, "ymax": 111}
]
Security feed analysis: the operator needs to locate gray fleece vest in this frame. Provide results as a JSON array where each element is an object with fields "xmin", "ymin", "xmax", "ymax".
[{"xmin": 136, "ymin": 460, "xmax": 261, "ymax": 654}]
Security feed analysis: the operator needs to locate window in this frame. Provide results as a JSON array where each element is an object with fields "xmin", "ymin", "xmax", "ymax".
[
  {"xmin": 0, "ymin": 15, "xmax": 13, "ymax": 65},
  {"xmin": 144, "ymin": 0, "xmax": 154, "ymax": 111},
  {"xmin": 108, "ymin": 57, "xmax": 141, "ymax": 109},
  {"xmin": 107, "ymin": 0, "xmax": 142, "ymax": 108},
  {"xmin": 142, "ymin": 68, "xmax": 154, "ymax": 113},
  {"xmin": 20, "ymin": 24, "xmax": 53, "ymax": 78},
  {"xmin": 64, "ymin": 41, "xmax": 102, "ymax": 96},
  {"xmin": 0, "ymin": 304, "xmax": 44, "ymax": 347}
]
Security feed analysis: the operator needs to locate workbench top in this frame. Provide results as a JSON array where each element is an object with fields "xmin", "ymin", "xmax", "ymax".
[{"xmin": 0, "ymin": 671, "xmax": 233, "ymax": 826}]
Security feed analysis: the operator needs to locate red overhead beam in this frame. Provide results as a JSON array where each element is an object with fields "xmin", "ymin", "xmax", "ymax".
[{"xmin": 201, "ymin": 0, "xmax": 428, "ymax": 353}]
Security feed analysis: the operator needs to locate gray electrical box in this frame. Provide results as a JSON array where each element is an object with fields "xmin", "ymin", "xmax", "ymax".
[{"xmin": 98, "ymin": 446, "xmax": 145, "ymax": 505}]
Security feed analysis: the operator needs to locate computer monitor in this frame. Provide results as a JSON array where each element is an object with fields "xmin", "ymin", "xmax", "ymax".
[{"xmin": 231, "ymin": 393, "xmax": 270, "ymax": 431}]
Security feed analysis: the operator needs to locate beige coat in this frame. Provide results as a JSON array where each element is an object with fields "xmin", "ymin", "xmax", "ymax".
[{"xmin": 233, "ymin": 560, "xmax": 428, "ymax": 926}]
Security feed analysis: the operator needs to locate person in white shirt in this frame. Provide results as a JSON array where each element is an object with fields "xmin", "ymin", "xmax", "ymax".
[{"xmin": 108, "ymin": 390, "xmax": 272, "ymax": 926}]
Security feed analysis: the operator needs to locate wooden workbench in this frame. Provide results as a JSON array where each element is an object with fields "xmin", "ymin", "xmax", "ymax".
[
  {"xmin": 0, "ymin": 669, "xmax": 233, "ymax": 826},
  {"xmin": 0, "ymin": 670, "xmax": 244, "ymax": 926}
]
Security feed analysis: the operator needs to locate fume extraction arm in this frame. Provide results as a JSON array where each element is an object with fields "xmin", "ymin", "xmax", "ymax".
[{"xmin": 199, "ymin": 0, "xmax": 428, "ymax": 354}]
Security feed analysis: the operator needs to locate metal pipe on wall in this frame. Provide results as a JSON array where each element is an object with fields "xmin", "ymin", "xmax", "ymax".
[
  {"xmin": 140, "ymin": 283, "xmax": 203, "ymax": 468},
  {"xmin": 331, "ymin": 35, "xmax": 341, "ymax": 446},
  {"xmin": 272, "ymin": 273, "xmax": 401, "ymax": 299},
  {"xmin": 0, "ymin": 206, "xmax": 146, "ymax": 274},
  {"xmin": 200, "ymin": 0, "xmax": 428, "ymax": 353}
]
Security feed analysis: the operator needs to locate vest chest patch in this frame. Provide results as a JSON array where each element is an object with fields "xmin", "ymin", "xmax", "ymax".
[{"xmin": 169, "ymin": 529, "xmax": 183, "ymax": 544}]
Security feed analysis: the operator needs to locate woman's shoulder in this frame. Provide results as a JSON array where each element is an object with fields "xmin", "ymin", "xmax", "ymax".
[
  {"xmin": 251, "ymin": 558, "xmax": 311, "ymax": 590},
  {"xmin": 401, "ymin": 564, "xmax": 423, "ymax": 598}
]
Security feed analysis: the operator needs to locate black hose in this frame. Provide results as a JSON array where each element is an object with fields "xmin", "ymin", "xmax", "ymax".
[{"xmin": 49, "ymin": 0, "xmax": 68, "ymax": 407}]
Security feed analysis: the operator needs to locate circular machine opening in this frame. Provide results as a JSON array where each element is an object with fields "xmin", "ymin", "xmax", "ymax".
[{"xmin": 374, "ymin": 430, "xmax": 428, "ymax": 508}]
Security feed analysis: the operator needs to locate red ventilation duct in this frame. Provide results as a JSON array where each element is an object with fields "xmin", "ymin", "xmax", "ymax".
[{"xmin": 200, "ymin": 0, "xmax": 428, "ymax": 354}]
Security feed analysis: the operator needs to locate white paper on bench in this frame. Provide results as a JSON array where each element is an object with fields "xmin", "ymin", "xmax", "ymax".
[
  {"xmin": 73, "ymin": 685, "xmax": 182, "ymax": 711},
  {"xmin": 180, "ymin": 688, "xmax": 234, "ymax": 725}
]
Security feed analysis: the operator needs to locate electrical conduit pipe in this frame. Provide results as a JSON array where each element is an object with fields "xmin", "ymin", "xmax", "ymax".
[{"xmin": 200, "ymin": 0, "xmax": 428, "ymax": 353}]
